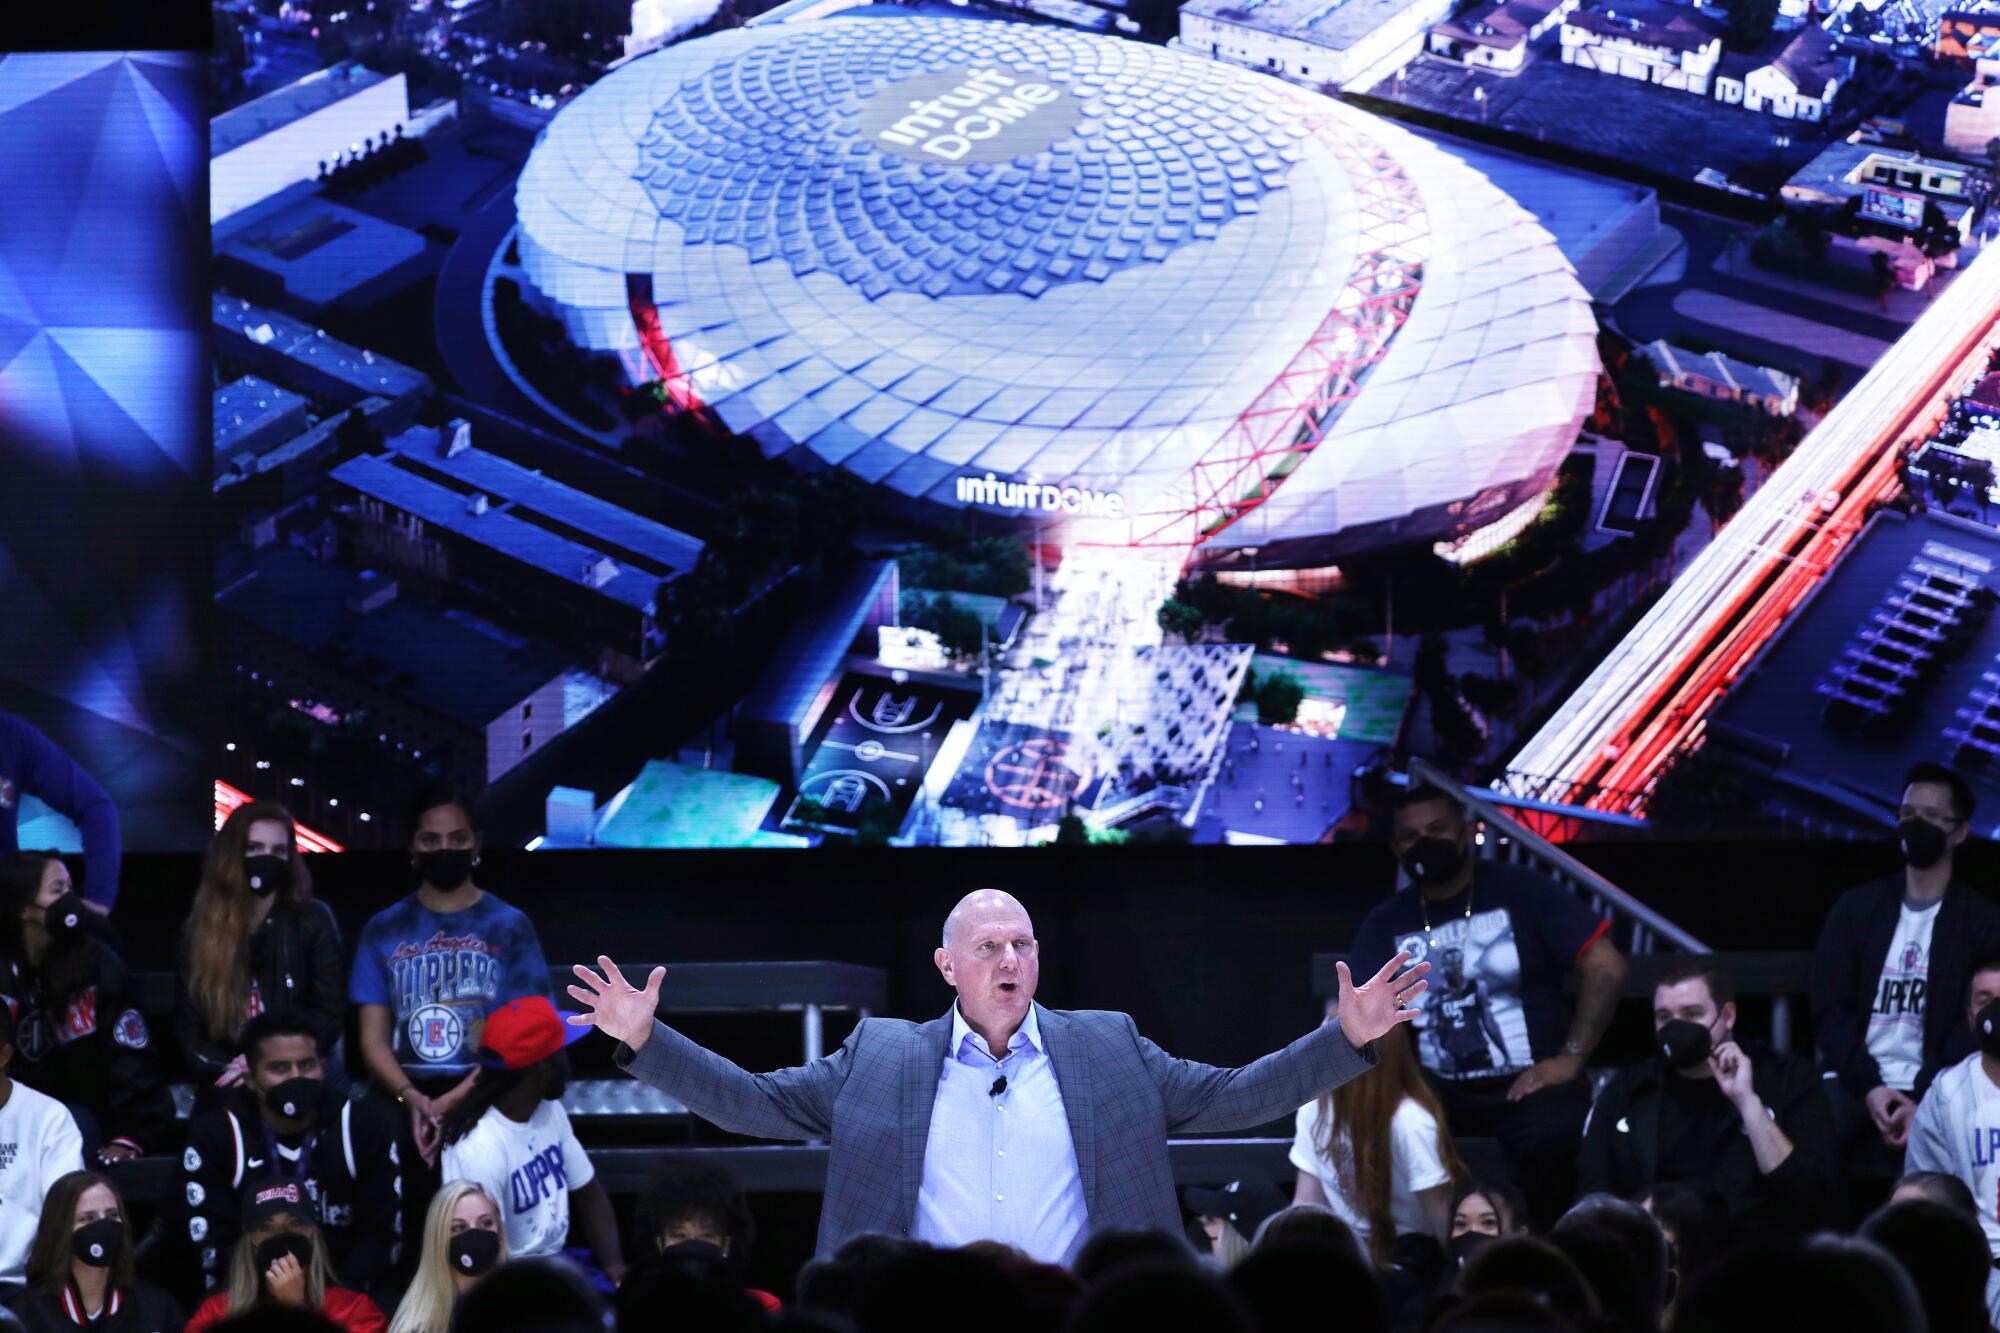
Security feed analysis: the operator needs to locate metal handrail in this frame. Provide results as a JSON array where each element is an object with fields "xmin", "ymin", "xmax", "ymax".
[{"xmin": 1409, "ymin": 757, "xmax": 1709, "ymax": 954}]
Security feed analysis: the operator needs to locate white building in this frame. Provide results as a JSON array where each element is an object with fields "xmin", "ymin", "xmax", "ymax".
[
  {"xmin": 1946, "ymin": 35, "xmax": 2000, "ymax": 155},
  {"xmin": 1428, "ymin": 0, "xmax": 1576, "ymax": 70},
  {"xmin": 1560, "ymin": 1, "xmax": 1725, "ymax": 95},
  {"xmin": 1637, "ymin": 341, "xmax": 1801, "ymax": 415},
  {"xmin": 1742, "ymin": 25, "xmax": 1849, "ymax": 120},
  {"xmin": 210, "ymin": 65, "xmax": 410, "ymax": 226},
  {"xmin": 1178, "ymin": 0, "xmax": 1456, "ymax": 92}
]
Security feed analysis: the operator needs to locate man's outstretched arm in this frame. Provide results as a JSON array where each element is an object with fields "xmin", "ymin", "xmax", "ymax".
[
  {"xmin": 572, "ymin": 957, "xmax": 849, "ymax": 1141},
  {"xmin": 1141, "ymin": 952, "xmax": 1428, "ymax": 1133}
]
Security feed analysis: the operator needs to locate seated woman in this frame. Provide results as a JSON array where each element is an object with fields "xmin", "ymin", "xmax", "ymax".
[
  {"xmin": 0, "ymin": 855, "xmax": 173, "ymax": 1164},
  {"xmin": 176, "ymin": 802, "xmax": 343, "ymax": 1095},
  {"xmin": 13, "ymin": 1170, "xmax": 184, "ymax": 1332},
  {"xmin": 1449, "ymin": 1179, "xmax": 1531, "ymax": 1269},
  {"xmin": 387, "ymin": 1182, "xmax": 510, "ymax": 1333},
  {"xmin": 184, "ymin": 1181, "xmax": 386, "ymax": 1333},
  {"xmin": 1291, "ymin": 1010, "xmax": 1463, "ymax": 1263}
]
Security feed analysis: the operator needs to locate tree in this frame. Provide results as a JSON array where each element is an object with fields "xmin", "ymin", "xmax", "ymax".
[
  {"xmin": 1157, "ymin": 598, "xmax": 1205, "ymax": 643},
  {"xmin": 1726, "ymin": 0, "xmax": 1780, "ymax": 50},
  {"xmin": 1053, "ymin": 813, "xmax": 1090, "ymax": 846},
  {"xmin": 1255, "ymin": 670, "xmax": 1306, "ymax": 725}
]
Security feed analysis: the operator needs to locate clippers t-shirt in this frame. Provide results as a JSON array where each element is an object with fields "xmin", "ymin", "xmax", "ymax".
[
  {"xmin": 1349, "ymin": 862, "xmax": 1608, "ymax": 1080},
  {"xmin": 349, "ymin": 892, "xmax": 551, "ymax": 1080},
  {"xmin": 442, "ymin": 1100, "xmax": 594, "ymax": 1259},
  {"xmin": 1867, "ymin": 898, "xmax": 1938, "ymax": 1093}
]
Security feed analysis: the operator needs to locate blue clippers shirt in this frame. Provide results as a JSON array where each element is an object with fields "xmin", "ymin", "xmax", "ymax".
[{"xmin": 350, "ymin": 892, "xmax": 551, "ymax": 1079}]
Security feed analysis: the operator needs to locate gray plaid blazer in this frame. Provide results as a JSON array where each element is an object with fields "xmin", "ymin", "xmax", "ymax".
[{"xmin": 614, "ymin": 1001, "xmax": 1377, "ymax": 1258}]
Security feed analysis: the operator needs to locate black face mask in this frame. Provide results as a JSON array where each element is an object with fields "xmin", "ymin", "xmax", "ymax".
[
  {"xmin": 255, "ymin": 1233, "xmax": 314, "ymax": 1276},
  {"xmin": 1976, "ymin": 1000, "xmax": 2000, "ymax": 1060},
  {"xmin": 1402, "ymin": 836, "xmax": 1466, "ymax": 888},
  {"xmin": 1449, "ymin": 1232, "xmax": 1492, "ymax": 1268},
  {"xmin": 39, "ymin": 891, "xmax": 86, "ymax": 940},
  {"xmin": 448, "ymin": 1228, "xmax": 502, "ymax": 1278},
  {"xmin": 70, "ymin": 1218, "xmax": 123, "ymax": 1269},
  {"xmin": 1898, "ymin": 818, "xmax": 1950, "ymax": 870},
  {"xmin": 264, "ymin": 1076, "xmax": 322, "ymax": 1123},
  {"xmin": 414, "ymin": 849, "xmax": 475, "ymax": 892},
  {"xmin": 244, "ymin": 854, "xmax": 290, "ymax": 897},
  {"xmin": 1657, "ymin": 1019, "xmax": 1716, "ymax": 1071}
]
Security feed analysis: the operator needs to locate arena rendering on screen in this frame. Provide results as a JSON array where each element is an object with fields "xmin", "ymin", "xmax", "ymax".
[{"xmin": 513, "ymin": 17, "xmax": 1600, "ymax": 568}]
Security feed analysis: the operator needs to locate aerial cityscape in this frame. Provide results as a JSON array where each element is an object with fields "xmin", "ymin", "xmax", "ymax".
[{"xmin": 202, "ymin": 0, "xmax": 2000, "ymax": 848}]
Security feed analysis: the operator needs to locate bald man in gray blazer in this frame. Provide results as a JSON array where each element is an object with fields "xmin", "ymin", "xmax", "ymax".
[{"xmin": 569, "ymin": 890, "xmax": 1426, "ymax": 1262}]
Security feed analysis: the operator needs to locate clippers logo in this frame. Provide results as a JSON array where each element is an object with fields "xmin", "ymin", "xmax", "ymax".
[
  {"xmin": 408, "ymin": 1004, "xmax": 464, "ymax": 1063},
  {"xmin": 857, "ymin": 66, "xmax": 1082, "ymax": 166}
]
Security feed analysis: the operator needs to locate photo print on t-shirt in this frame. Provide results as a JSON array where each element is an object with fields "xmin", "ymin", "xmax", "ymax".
[{"xmin": 1394, "ymin": 909, "xmax": 1531, "ymax": 1079}]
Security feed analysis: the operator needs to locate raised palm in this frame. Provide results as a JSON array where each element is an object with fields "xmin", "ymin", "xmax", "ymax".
[
  {"xmin": 1335, "ymin": 950, "xmax": 1429, "ymax": 1048},
  {"xmin": 568, "ymin": 955, "xmax": 665, "ymax": 1050}
]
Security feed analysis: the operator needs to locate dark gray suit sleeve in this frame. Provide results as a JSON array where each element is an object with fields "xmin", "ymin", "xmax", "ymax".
[
  {"xmin": 613, "ymin": 1018, "xmax": 854, "ymax": 1140},
  {"xmin": 1133, "ymin": 1017, "xmax": 1378, "ymax": 1133}
]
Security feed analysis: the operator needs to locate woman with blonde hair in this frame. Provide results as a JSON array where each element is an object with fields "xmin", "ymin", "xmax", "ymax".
[
  {"xmin": 1291, "ymin": 1008, "xmax": 1465, "ymax": 1263},
  {"xmin": 175, "ymin": 801, "xmax": 343, "ymax": 1092},
  {"xmin": 184, "ymin": 1180, "xmax": 385, "ymax": 1332},
  {"xmin": 389, "ymin": 1182, "xmax": 511, "ymax": 1333}
]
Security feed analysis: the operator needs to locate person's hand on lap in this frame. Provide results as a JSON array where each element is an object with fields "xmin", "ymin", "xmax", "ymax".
[{"xmin": 569, "ymin": 956, "xmax": 666, "ymax": 1053}]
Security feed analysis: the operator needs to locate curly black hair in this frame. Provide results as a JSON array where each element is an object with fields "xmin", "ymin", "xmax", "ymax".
[{"xmin": 634, "ymin": 1156, "xmax": 756, "ymax": 1267}]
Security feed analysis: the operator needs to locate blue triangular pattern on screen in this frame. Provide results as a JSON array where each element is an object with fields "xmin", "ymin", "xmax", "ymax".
[
  {"xmin": 120, "ymin": 59, "xmax": 203, "ymax": 222},
  {"xmin": 0, "ymin": 64, "xmax": 123, "ymax": 278}
]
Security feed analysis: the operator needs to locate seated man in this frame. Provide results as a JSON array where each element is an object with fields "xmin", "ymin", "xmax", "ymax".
[
  {"xmin": 1905, "ymin": 952, "xmax": 2000, "ymax": 1324},
  {"xmin": 178, "ymin": 1010, "xmax": 402, "ymax": 1298},
  {"xmin": 440, "ymin": 997, "xmax": 624, "ymax": 1290},
  {"xmin": 1578, "ymin": 956, "xmax": 1833, "ymax": 1239},
  {"xmin": 0, "ymin": 1004, "xmax": 82, "ymax": 1297}
]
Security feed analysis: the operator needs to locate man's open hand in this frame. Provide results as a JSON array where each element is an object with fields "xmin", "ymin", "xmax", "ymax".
[
  {"xmin": 1336, "ymin": 951, "xmax": 1429, "ymax": 1049},
  {"xmin": 568, "ymin": 956, "xmax": 665, "ymax": 1052}
]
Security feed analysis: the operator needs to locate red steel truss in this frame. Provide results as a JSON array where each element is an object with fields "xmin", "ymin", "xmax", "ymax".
[{"xmin": 1081, "ymin": 112, "xmax": 1430, "ymax": 558}]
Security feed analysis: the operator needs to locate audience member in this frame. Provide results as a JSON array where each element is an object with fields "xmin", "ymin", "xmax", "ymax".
[
  {"xmin": 633, "ymin": 1156, "xmax": 777, "ymax": 1308},
  {"xmin": 613, "ymin": 1247, "xmax": 765, "ymax": 1333},
  {"xmin": 1182, "ymin": 1181, "xmax": 1284, "ymax": 1269},
  {"xmin": 1250, "ymin": 1205, "xmax": 1366, "ymax": 1263},
  {"xmin": 13, "ymin": 1171, "xmax": 183, "ymax": 1332},
  {"xmin": 0, "ymin": 854, "xmax": 171, "ymax": 1163},
  {"xmin": 1068, "ymin": 1229, "xmax": 1195, "ymax": 1287},
  {"xmin": 1427, "ymin": 1292, "xmax": 1579, "ymax": 1333},
  {"xmin": 1862, "ymin": 1198, "xmax": 1993, "ymax": 1333},
  {"xmin": 445, "ymin": 1258, "xmax": 604, "ymax": 1333},
  {"xmin": 1888, "ymin": 1168, "xmax": 1979, "ymax": 1215},
  {"xmin": 1446, "ymin": 1182, "xmax": 1527, "ymax": 1273},
  {"xmin": 996, "ymin": 1257, "xmax": 1081, "ymax": 1328},
  {"xmin": 209, "ymin": 1313, "xmax": 340, "ymax": 1333},
  {"xmin": 1228, "ymin": 1239, "xmax": 1385, "ymax": 1333},
  {"xmin": 1548, "ymin": 1197, "xmax": 1669, "ymax": 1333},
  {"xmin": 388, "ymin": 1183, "xmax": 507, "ymax": 1333},
  {"xmin": 0, "ymin": 1004, "xmax": 82, "ymax": 1298},
  {"xmin": 438, "ymin": 998, "xmax": 621, "ymax": 1290},
  {"xmin": 1812, "ymin": 761, "xmax": 2000, "ymax": 1172},
  {"xmin": 1066, "ymin": 1263, "xmax": 1255, "ymax": 1333},
  {"xmin": 1455, "ymin": 1238, "xmax": 1600, "ymax": 1327},
  {"xmin": 352, "ymin": 792, "xmax": 550, "ymax": 1169},
  {"xmin": 1906, "ymin": 951, "xmax": 2000, "ymax": 1323},
  {"xmin": 1632, "ymin": 1183, "xmax": 1723, "ymax": 1329},
  {"xmin": 1349, "ymin": 785, "xmax": 1628, "ymax": 1228},
  {"xmin": 1291, "ymin": 1014, "xmax": 1461, "ymax": 1260},
  {"xmin": 850, "ymin": 1247, "xmax": 1027, "ymax": 1333},
  {"xmin": 179, "ymin": 1013, "xmax": 400, "ymax": 1298},
  {"xmin": 177, "ymin": 804, "xmax": 343, "ymax": 1097},
  {"xmin": 185, "ymin": 1182, "xmax": 385, "ymax": 1333},
  {"xmin": 1674, "ymin": 1235, "xmax": 1924, "ymax": 1333},
  {"xmin": 793, "ymin": 1235, "xmax": 918, "ymax": 1320},
  {"xmin": 1578, "ymin": 955, "xmax": 1834, "ymax": 1235},
  {"xmin": 0, "ymin": 716, "xmax": 119, "ymax": 914}
]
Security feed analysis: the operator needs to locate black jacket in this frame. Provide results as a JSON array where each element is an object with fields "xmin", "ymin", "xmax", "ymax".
[
  {"xmin": 11, "ymin": 1280, "xmax": 185, "ymax": 1332},
  {"xmin": 174, "ymin": 898, "xmax": 344, "ymax": 1080},
  {"xmin": 1577, "ymin": 1037, "xmax": 1835, "ymax": 1233},
  {"xmin": 0, "ymin": 939, "xmax": 174, "ymax": 1152},
  {"xmin": 1811, "ymin": 874, "xmax": 2000, "ymax": 1100},
  {"xmin": 174, "ymin": 1083, "xmax": 400, "ymax": 1296}
]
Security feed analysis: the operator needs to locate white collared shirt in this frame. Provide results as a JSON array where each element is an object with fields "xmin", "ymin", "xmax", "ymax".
[{"xmin": 912, "ymin": 1003, "xmax": 1089, "ymax": 1264}]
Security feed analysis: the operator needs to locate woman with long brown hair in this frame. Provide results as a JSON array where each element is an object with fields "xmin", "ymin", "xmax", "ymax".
[
  {"xmin": 1290, "ymin": 1005, "xmax": 1465, "ymax": 1261},
  {"xmin": 175, "ymin": 801, "xmax": 343, "ymax": 1092},
  {"xmin": 16, "ymin": 1170, "xmax": 184, "ymax": 1331}
]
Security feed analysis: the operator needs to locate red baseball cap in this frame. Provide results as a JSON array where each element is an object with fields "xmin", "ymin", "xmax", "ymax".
[{"xmin": 478, "ymin": 995, "xmax": 589, "ymax": 1070}]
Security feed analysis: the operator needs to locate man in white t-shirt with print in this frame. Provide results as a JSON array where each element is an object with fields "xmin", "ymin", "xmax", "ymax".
[
  {"xmin": 1905, "ymin": 954, "xmax": 2000, "ymax": 1324},
  {"xmin": 441, "ymin": 997, "xmax": 624, "ymax": 1289},
  {"xmin": 1814, "ymin": 762, "xmax": 2000, "ymax": 1176},
  {"xmin": 0, "ymin": 1003, "xmax": 83, "ymax": 1295}
]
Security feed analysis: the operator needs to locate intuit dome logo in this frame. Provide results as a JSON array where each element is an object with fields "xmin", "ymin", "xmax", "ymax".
[{"xmin": 857, "ymin": 66, "xmax": 1084, "ymax": 165}]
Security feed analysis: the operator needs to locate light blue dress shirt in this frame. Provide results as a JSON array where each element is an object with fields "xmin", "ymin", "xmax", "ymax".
[{"xmin": 912, "ymin": 1002, "xmax": 1090, "ymax": 1264}]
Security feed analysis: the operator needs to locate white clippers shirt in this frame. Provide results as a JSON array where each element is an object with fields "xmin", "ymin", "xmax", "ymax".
[
  {"xmin": 442, "ymin": 1099, "xmax": 594, "ymax": 1260},
  {"xmin": 1867, "ymin": 898, "xmax": 1939, "ymax": 1093},
  {"xmin": 1906, "ymin": 1051, "xmax": 2000, "ymax": 1323},
  {"xmin": 1289, "ymin": 1098, "xmax": 1451, "ymax": 1243},
  {"xmin": 0, "ymin": 1081, "xmax": 83, "ymax": 1283}
]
